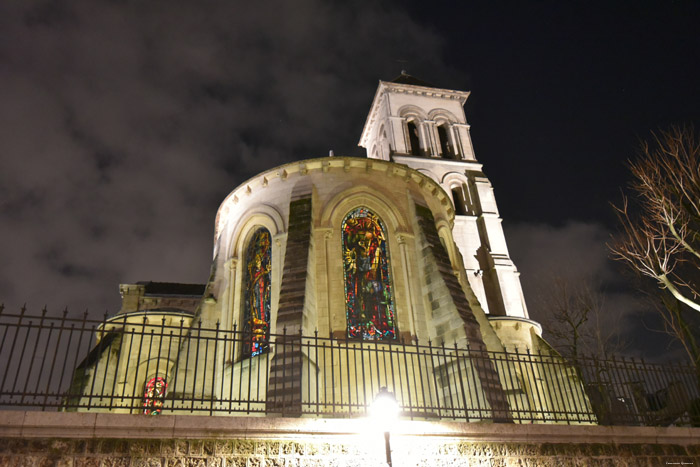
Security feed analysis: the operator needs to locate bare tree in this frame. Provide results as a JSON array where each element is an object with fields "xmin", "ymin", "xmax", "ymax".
[
  {"xmin": 653, "ymin": 290, "xmax": 700, "ymax": 369},
  {"xmin": 540, "ymin": 277, "xmax": 626, "ymax": 361},
  {"xmin": 611, "ymin": 126, "xmax": 700, "ymax": 313},
  {"xmin": 610, "ymin": 126, "xmax": 700, "ymax": 367}
]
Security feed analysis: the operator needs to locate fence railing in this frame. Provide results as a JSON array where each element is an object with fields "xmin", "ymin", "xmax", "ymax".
[{"xmin": 0, "ymin": 307, "xmax": 698, "ymax": 426}]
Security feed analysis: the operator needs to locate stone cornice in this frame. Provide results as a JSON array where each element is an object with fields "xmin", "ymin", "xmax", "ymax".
[
  {"xmin": 380, "ymin": 80, "xmax": 471, "ymax": 102},
  {"xmin": 2, "ymin": 411, "xmax": 699, "ymax": 446},
  {"xmin": 392, "ymin": 155, "xmax": 483, "ymax": 173},
  {"xmin": 214, "ymin": 157, "xmax": 454, "ymax": 245}
]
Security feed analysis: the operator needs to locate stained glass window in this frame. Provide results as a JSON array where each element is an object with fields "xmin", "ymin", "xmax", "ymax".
[
  {"xmin": 342, "ymin": 207, "xmax": 397, "ymax": 340},
  {"xmin": 243, "ymin": 228, "xmax": 272, "ymax": 356},
  {"xmin": 143, "ymin": 376, "xmax": 167, "ymax": 415}
]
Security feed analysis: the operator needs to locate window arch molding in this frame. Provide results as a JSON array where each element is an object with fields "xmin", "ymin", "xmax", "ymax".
[
  {"xmin": 440, "ymin": 171, "xmax": 468, "ymax": 187},
  {"xmin": 398, "ymin": 105, "xmax": 428, "ymax": 121},
  {"xmin": 226, "ymin": 205, "xmax": 285, "ymax": 260},
  {"xmin": 427, "ymin": 108, "xmax": 459, "ymax": 123},
  {"xmin": 319, "ymin": 186, "xmax": 409, "ymax": 232},
  {"xmin": 222, "ymin": 207, "xmax": 283, "ymax": 339}
]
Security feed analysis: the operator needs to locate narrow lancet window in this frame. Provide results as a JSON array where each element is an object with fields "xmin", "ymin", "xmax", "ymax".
[
  {"xmin": 143, "ymin": 376, "xmax": 167, "ymax": 415},
  {"xmin": 342, "ymin": 207, "xmax": 397, "ymax": 340},
  {"xmin": 243, "ymin": 228, "xmax": 272, "ymax": 356}
]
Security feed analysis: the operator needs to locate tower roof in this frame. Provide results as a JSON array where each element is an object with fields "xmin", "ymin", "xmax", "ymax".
[{"xmin": 390, "ymin": 71, "xmax": 436, "ymax": 88}]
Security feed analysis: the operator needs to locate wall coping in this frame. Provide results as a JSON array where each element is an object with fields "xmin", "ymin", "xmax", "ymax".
[{"xmin": 1, "ymin": 411, "xmax": 698, "ymax": 446}]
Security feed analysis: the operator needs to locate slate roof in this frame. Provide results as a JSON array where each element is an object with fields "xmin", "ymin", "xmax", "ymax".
[{"xmin": 137, "ymin": 281, "xmax": 206, "ymax": 296}]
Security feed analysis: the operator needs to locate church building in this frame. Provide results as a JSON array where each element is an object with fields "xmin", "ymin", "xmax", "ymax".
[{"xmin": 77, "ymin": 74, "xmax": 588, "ymax": 423}]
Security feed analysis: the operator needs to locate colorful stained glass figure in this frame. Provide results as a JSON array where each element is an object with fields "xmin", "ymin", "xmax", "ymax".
[
  {"xmin": 143, "ymin": 376, "xmax": 167, "ymax": 415},
  {"xmin": 243, "ymin": 228, "xmax": 272, "ymax": 356},
  {"xmin": 342, "ymin": 207, "xmax": 397, "ymax": 340}
]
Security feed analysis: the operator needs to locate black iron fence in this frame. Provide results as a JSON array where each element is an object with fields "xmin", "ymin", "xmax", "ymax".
[{"xmin": 0, "ymin": 306, "xmax": 698, "ymax": 426}]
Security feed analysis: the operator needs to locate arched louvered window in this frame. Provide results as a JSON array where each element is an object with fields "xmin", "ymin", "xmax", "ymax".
[
  {"xmin": 243, "ymin": 228, "xmax": 272, "ymax": 356},
  {"xmin": 342, "ymin": 207, "xmax": 397, "ymax": 340}
]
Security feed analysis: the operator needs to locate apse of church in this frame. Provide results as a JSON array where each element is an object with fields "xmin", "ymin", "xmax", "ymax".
[{"xmin": 73, "ymin": 75, "xmax": 590, "ymax": 423}]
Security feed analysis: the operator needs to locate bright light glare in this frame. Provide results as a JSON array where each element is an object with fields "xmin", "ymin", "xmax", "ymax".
[{"xmin": 370, "ymin": 388, "xmax": 400, "ymax": 424}]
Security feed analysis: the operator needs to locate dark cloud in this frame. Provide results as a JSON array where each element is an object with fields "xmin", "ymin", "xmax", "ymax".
[{"xmin": 0, "ymin": 0, "xmax": 452, "ymax": 315}]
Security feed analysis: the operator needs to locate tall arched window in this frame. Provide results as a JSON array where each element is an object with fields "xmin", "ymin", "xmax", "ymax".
[
  {"xmin": 143, "ymin": 376, "xmax": 167, "ymax": 415},
  {"xmin": 407, "ymin": 120, "xmax": 421, "ymax": 156},
  {"xmin": 243, "ymin": 228, "xmax": 272, "ymax": 356},
  {"xmin": 438, "ymin": 124, "xmax": 452, "ymax": 159},
  {"xmin": 342, "ymin": 207, "xmax": 397, "ymax": 340}
]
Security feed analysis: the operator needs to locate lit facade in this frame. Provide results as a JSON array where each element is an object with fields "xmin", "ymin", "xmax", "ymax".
[{"xmin": 75, "ymin": 75, "xmax": 589, "ymax": 423}]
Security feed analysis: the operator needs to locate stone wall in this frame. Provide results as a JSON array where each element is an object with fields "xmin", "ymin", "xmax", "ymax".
[
  {"xmin": 2, "ymin": 412, "xmax": 698, "ymax": 466},
  {"xmin": 3, "ymin": 436, "xmax": 699, "ymax": 466}
]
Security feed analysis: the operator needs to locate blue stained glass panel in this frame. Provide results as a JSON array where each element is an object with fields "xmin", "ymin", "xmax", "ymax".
[{"xmin": 243, "ymin": 228, "xmax": 271, "ymax": 356}]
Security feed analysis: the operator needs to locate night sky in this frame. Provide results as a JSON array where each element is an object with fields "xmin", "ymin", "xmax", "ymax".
[{"xmin": 1, "ymin": 1, "xmax": 698, "ymax": 358}]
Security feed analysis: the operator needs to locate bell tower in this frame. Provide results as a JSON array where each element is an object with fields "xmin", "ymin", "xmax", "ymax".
[{"xmin": 359, "ymin": 73, "xmax": 529, "ymax": 320}]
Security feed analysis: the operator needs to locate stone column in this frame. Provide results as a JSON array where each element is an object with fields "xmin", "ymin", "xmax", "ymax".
[
  {"xmin": 453, "ymin": 123, "xmax": 475, "ymax": 160},
  {"xmin": 389, "ymin": 116, "xmax": 408, "ymax": 155},
  {"xmin": 422, "ymin": 120, "xmax": 439, "ymax": 157}
]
